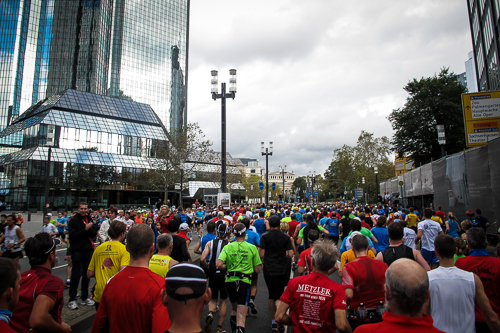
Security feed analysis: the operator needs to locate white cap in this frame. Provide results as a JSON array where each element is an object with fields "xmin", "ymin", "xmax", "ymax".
[
  {"xmin": 179, "ymin": 223, "xmax": 189, "ymax": 231},
  {"xmin": 47, "ymin": 213, "xmax": 52, "ymax": 216}
]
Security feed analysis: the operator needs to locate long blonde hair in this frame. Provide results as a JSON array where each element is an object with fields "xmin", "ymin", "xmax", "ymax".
[{"xmin": 280, "ymin": 222, "xmax": 289, "ymax": 234}]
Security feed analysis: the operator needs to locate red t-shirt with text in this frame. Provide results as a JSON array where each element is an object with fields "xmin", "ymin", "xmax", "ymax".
[{"xmin": 280, "ymin": 272, "xmax": 347, "ymax": 333}]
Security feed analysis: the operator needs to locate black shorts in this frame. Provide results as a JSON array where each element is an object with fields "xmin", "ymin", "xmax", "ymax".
[
  {"xmin": 195, "ymin": 219, "xmax": 203, "ymax": 226},
  {"xmin": 209, "ymin": 273, "xmax": 228, "ymax": 300},
  {"xmin": 251, "ymin": 272, "xmax": 258, "ymax": 282},
  {"xmin": 225, "ymin": 280, "xmax": 251, "ymax": 306},
  {"xmin": 263, "ymin": 274, "xmax": 288, "ymax": 301},
  {"xmin": 58, "ymin": 232, "xmax": 65, "ymax": 238},
  {"xmin": 3, "ymin": 250, "xmax": 23, "ymax": 259},
  {"xmin": 329, "ymin": 235, "xmax": 339, "ymax": 244}
]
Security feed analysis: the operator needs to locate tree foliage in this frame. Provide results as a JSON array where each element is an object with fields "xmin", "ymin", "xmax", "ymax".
[
  {"xmin": 388, "ymin": 67, "xmax": 467, "ymax": 165},
  {"xmin": 149, "ymin": 123, "xmax": 215, "ymax": 201},
  {"xmin": 324, "ymin": 131, "xmax": 394, "ymax": 200}
]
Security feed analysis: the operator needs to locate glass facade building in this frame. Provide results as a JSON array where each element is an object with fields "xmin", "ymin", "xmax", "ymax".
[
  {"xmin": 467, "ymin": 0, "xmax": 500, "ymax": 91},
  {"xmin": 0, "ymin": 90, "xmax": 243, "ymax": 210},
  {"xmin": 0, "ymin": 0, "xmax": 189, "ymax": 148}
]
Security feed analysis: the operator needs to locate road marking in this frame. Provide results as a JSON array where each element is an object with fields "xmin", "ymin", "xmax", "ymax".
[{"xmin": 54, "ymin": 264, "xmax": 68, "ymax": 270}]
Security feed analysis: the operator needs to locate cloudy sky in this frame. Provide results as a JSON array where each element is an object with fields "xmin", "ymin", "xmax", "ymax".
[{"xmin": 187, "ymin": 1, "xmax": 472, "ymax": 177}]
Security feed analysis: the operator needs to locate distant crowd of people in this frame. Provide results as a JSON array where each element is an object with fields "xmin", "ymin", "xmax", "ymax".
[{"xmin": 0, "ymin": 200, "xmax": 499, "ymax": 333}]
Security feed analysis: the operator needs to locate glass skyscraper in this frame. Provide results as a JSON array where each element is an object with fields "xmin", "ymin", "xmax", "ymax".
[
  {"xmin": 467, "ymin": 0, "xmax": 500, "ymax": 91},
  {"xmin": 0, "ymin": 0, "xmax": 189, "ymax": 143}
]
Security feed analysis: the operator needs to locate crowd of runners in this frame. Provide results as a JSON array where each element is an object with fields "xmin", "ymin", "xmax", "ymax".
[{"xmin": 0, "ymin": 199, "xmax": 500, "ymax": 332}]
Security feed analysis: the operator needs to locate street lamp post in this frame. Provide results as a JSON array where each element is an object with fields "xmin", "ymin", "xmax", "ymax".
[
  {"xmin": 211, "ymin": 69, "xmax": 237, "ymax": 193},
  {"xmin": 308, "ymin": 171, "xmax": 316, "ymax": 203},
  {"xmin": 374, "ymin": 166, "xmax": 379, "ymax": 200},
  {"xmin": 261, "ymin": 142, "xmax": 273, "ymax": 207},
  {"xmin": 279, "ymin": 165, "xmax": 286, "ymax": 203}
]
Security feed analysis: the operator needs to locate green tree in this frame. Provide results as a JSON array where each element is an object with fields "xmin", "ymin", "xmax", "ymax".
[
  {"xmin": 388, "ymin": 67, "xmax": 467, "ymax": 165},
  {"xmin": 242, "ymin": 174, "xmax": 264, "ymax": 202},
  {"xmin": 149, "ymin": 123, "xmax": 215, "ymax": 202},
  {"xmin": 292, "ymin": 176, "xmax": 307, "ymax": 198},
  {"xmin": 324, "ymin": 131, "xmax": 394, "ymax": 201}
]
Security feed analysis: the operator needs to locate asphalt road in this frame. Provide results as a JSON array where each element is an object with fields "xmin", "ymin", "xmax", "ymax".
[{"xmin": 17, "ymin": 218, "xmax": 343, "ymax": 333}]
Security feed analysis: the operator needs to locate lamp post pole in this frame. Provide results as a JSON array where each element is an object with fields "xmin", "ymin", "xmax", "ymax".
[
  {"xmin": 261, "ymin": 142, "xmax": 273, "ymax": 207},
  {"xmin": 279, "ymin": 165, "xmax": 286, "ymax": 203},
  {"xmin": 211, "ymin": 69, "xmax": 237, "ymax": 193},
  {"xmin": 374, "ymin": 166, "xmax": 379, "ymax": 201}
]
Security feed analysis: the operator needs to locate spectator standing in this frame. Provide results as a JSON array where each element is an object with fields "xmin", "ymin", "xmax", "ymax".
[
  {"xmin": 91, "ymin": 224, "xmax": 170, "ymax": 333},
  {"xmin": 87, "ymin": 220, "xmax": 130, "ymax": 310},
  {"xmin": 10, "ymin": 233, "xmax": 71, "ymax": 333},
  {"xmin": 67, "ymin": 202, "xmax": 96, "ymax": 310},
  {"xmin": 456, "ymin": 228, "xmax": 500, "ymax": 333}
]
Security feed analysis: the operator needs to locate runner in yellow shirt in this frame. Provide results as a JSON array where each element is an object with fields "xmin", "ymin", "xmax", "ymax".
[
  {"xmin": 87, "ymin": 220, "xmax": 130, "ymax": 309},
  {"xmin": 405, "ymin": 207, "xmax": 420, "ymax": 232},
  {"xmin": 149, "ymin": 233, "xmax": 178, "ymax": 277}
]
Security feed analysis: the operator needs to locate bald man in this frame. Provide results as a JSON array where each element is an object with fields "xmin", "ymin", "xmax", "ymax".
[{"xmin": 354, "ymin": 259, "xmax": 445, "ymax": 332}]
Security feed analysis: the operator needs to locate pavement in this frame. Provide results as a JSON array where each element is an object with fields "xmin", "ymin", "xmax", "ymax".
[{"xmin": 9, "ymin": 210, "xmax": 500, "ymax": 332}]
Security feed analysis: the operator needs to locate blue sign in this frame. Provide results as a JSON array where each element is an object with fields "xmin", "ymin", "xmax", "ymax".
[
  {"xmin": 308, "ymin": 191, "xmax": 312, "ymax": 196},
  {"xmin": 272, "ymin": 183, "xmax": 276, "ymax": 191},
  {"xmin": 314, "ymin": 191, "xmax": 319, "ymax": 196},
  {"xmin": 259, "ymin": 182, "xmax": 264, "ymax": 190}
]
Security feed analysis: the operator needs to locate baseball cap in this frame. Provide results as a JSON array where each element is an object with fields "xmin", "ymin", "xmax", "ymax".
[
  {"xmin": 164, "ymin": 263, "xmax": 207, "ymax": 302},
  {"xmin": 465, "ymin": 210, "xmax": 474, "ymax": 216},
  {"xmin": 394, "ymin": 212, "xmax": 400, "ymax": 217},
  {"xmin": 26, "ymin": 233, "xmax": 61, "ymax": 261},
  {"xmin": 47, "ymin": 213, "xmax": 52, "ymax": 216},
  {"xmin": 179, "ymin": 223, "xmax": 189, "ymax": 231}
]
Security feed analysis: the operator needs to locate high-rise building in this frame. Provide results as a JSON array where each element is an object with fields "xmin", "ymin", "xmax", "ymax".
[
  {"xmin": 465, "ymin": 51, "xmax": 478, "ymax": 92},
  {"xmin": 466, "ymin": 0, "xmax": 500, "ymax": 91},
  {"xmin": 0, "ymin": 0, "xmax": 189, "ymax": 145}
]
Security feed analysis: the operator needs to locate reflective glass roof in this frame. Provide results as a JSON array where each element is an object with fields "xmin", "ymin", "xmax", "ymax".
[{"xmin": 0, "ymin": 89, "xmax": 169, "ymax": 140}]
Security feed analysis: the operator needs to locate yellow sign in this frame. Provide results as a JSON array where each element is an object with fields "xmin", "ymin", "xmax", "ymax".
[{"xmin": 462, "ymin": 91, "xmax": 500, "ymax": 146}]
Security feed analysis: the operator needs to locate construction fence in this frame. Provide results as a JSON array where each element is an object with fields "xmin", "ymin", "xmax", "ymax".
[{"xmin": 380, "ymin": 137, "xmax": 500, "ymax": 236}]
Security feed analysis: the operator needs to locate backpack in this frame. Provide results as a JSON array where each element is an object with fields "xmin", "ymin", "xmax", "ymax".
[{"xmin": 179, "ymin": 213, "xmax": 188, "ymax": 224}]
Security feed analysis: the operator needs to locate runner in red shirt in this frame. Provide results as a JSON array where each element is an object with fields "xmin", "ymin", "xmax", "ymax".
[
  {"xmin": 342, "ymin": 234, "xmax": 387, "ymax": 330},
  {"xmin": 276, "ymin": 239, "xmax": 351, "ymax": 333},
  {"xmin": 355, "ymin": 258, "xmax": 445, "ymax": 333},
  {"xmin": 0, "ymin": 258, "xmax": 21, "ymax": 333},
  {"xmin": 297, "ymin": 230, "xmax": 320, "ymax": 275},
  {"xmin": 91, "ymin": 224, "xmax": 170, "ymax": 333},
  {"xmin": 455, "ymin": 228, "xmax": 500, "ymax": 332},
  {"xmin": 435, "ymin": 206, "xmax": 446, "ymax": 222},
  {"xmin": 10, "ymin": 233, "xmax": 70, "ymax": 333}
]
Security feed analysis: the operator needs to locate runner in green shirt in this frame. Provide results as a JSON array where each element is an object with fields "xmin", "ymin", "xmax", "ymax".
[{"xmin": 217, "ymin": 223, "xmax": 262, "ymax": 333}]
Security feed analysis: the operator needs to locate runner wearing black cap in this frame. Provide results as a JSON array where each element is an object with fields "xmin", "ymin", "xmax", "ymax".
[
  {"xmin": 162, "ymin": 263, "xmax": 212, "ymax": 333},
  {"xmin": 201, "ymin": 224, "xmax": 230, "ymax": 333},
  {"xmin": 217, "ymin": 223, "xmax": 262, "ymax": 333}
]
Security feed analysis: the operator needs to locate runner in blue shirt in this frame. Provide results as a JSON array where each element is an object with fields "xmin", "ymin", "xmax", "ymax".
[{"xmin": 254, "ymin": 211, "xmax": 268, "ymax": 236}]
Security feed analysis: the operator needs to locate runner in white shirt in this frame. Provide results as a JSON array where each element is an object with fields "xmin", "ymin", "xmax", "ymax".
[
  {"xmin": 42, "ymin": 216, "xmax": 58, "ymax": 237},
  {"xmin": 400, "ymin": 219, "xmax": 417, "ymax": 249},
  {"xmin": 415, "ymin": 208, "xmax": 443, "ymax": 269}
]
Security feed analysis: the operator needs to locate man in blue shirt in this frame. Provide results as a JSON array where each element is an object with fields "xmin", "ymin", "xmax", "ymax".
[{"xmin": 194, "ymin": 221, "xmax": 217, "ymax": 260}]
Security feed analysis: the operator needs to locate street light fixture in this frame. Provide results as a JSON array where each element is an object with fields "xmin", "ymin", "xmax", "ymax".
[
  {"xmin": 211, "ymin": 69, "xmax": 237, "ymax": 193},
  {"xmin": 279, "ymin": 165, "xmax": 286, "ymax": 203},
  {"xmin": 261, "ymin": 142, "xmax": 273, "ymax": 206}
]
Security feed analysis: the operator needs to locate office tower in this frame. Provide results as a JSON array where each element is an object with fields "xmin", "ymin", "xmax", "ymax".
[
  {"xmin": 0, "ymin": 0, "xmax": 189, "ymax": 145},
  {"xmin": 465, "ymin": 51, "xmax": 478, "ymax": 93},
  {"xmin": 466, "ymin": 0, "xmax": 500, "ymax": 91}
]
